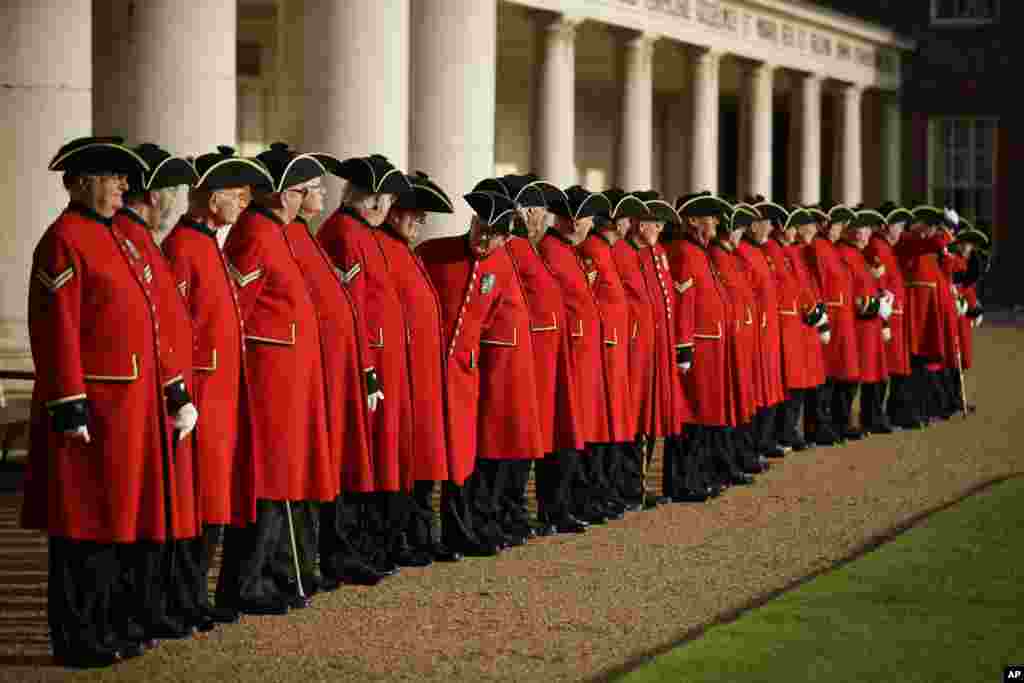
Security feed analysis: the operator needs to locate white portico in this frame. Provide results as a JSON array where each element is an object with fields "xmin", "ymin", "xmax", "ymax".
[{"xmin": 0, "ymin": 0, "xmax": 911, "ymax": 379}]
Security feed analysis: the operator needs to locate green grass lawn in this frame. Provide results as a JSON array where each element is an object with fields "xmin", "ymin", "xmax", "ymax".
[{"xmin": 618, "ymin": 477, "xmax": 1024, "ymax": 683}]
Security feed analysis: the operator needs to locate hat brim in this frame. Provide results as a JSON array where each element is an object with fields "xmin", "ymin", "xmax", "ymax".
[
  {"xmin": 514, "ymin": 181, "xmax": 557, "ymax": 209},
  {"xmin": 612, "ymin": 195, "xmax": 651, "ymax": 220},
  {"xmin": 396, "ymin": 180, "xmax": 454, "ymax": 213},
  {"xmin": 850, "ymin": 210, "xmax": 886, "ymax": 228},
  {"xmin": 146, "ymin": 157, "xmax": 199, "ymax": 191},
  {"xmin": 753, "ymin": 202, "xmax": 786, "ymax": 226},
  {"xmin": 49, "ymin": 143, "xmax": 149, "ymax": 176},
  {"xmin": 785, "ymin": 209, "xmax": 817, "ymax": 229},
  {"xmin": 326, "ymin": 156, "xmax": 411, "ymax": 195},
  {"xmin": 911, "ymin": 206, "xmax": 945, "ymax": 226},
  {"xmin": 677, "ymin": 196, "xmax": 730, "ymax": 218},
  {"xmin": 644, "ymin": 200, "xmax": 680, "ymax": 225},
  {"xmin": 278, "ymin": 155, "xmax": 326, "ymax": 193},
  {"xmin": 885, "ymin": 208, "xmax": 913, "ymax": 225},
  {"xmin": 195, "ymin": 157, "xmax": 274, "ymax": 192}
]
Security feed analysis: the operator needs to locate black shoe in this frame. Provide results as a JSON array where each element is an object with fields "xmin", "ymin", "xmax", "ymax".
[
  {"xmin": 643, "ymin": 495, "xmax": 669, "ymax": 509},
  {"xmin": 53, "ymin": 644, "xmax": 121, "ymax": 669},
  {"xmin": 426, "ymin": 543, "xmax": 464, "ymax": 562},
  {"xmin": 141, "ymin": 616, "xmax": 194, "ymax": 641},
  {"xmin": 867, "ymin": 423, "xmax": 894, "ymax": 435},
  {"xmin": 102, "ymin": 634, "xmax": 146, "ymax": 660},
  {"xmin": 453, "ymin": 539, "xmax": 501, "ymax": 557},
  {"xmin": 333, "ymin": 558, "xmax": 387, "ymax": 586},
  {"xmin": 186, "ymin": 614, "xmax": 217, "ymax": 633},
  {"xmin": 601, "ymin": 505, "xmax": 625, "ymax": 521},
  {"xmin": 577, "ymin": 509, "xmax": 607, "ymax": 525},
  {"xmin": 392, "ymin": 546, "xmax": 433, "ymax": 567},
  {"xmin": 318, "ymin": 575, "xmax": 342, "ymax": 592},
  {"xmin": 842, "ymin": 428, "xmax": 864, "ymax": 441},
  {"xmin": 534, "ymin": 523, "xmax": 558, "ymax": 537},
  {"xmin": 672, "ymin": 489, "xmax": 709, "ymax": 503},
  {"xmin": 285, "ymin": 593, "xmax": 313, "ymax": 609},
  {"xmin": 729, "ymin": 472, "xmax": 755, "ymax": 486},
  {"xmin": 232, "ymin": 597, "xmax": 290, "ymax": 616},
  {"xmin": 372, "ymin": 556, "xmax": 400, "ymax": 576},
  {"xmin": 764, "ymin": 445, "xmax": 787, "ymax": 459},
  {"xmin": 500, "ymin": 532, "xmax": 529, "ymax": 547},
  {"xmin": 203, "ymin": 606, "xmax": 241, "ymax": 624},
  {"xmin": 552, "ymin": 517, "xmax": 588, "ymax": 534}
]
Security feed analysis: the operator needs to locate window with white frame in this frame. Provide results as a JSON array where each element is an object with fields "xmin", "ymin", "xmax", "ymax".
[
  {"xmin": 930, "ymin": 0, "xmax": 999, "ymax": 25},
  {"xmin": 930, "ymin": 117, "xmax": 996, "ymax": 228}
]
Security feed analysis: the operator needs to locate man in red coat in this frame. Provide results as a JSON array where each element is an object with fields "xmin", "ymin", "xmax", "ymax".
[
  {"xmin": 382, "ymin": 172, "xmax": 463, "ymax": 560},
  {"xmin": 281, "ymin": 155, "xmax": 386, "ymax": 588},
  {"xmin": 838, "ymin": 211, "xmax": 893, "ymax": 435},
  {"xmin": 950, "ymin": 227, "xmax": 989, "ymax": 409},
  {"xmin": 418, "ymin": 191, "xmax": 520, "ymax": 556},
  {"xmin": 666, "ymin": 192, "xmax": 752, "ymax": 500},
  {"xmin": 474, "ymin": 175, "xmax": 588, "ymax": 535},
  {"xmin": 163, "ymin": 146, "xmax": 271, "ymax": 625},
  {"xmin": 805, "ymin": 205, "xmax": 862, "ymax": 441},
  {"xmin": 23, "ymin": 138, "xmax": 198, "ymax": 666},
  {"xmin": 540, "ymin": 186, "xmax": 630, "ymax": 523},
  {"xmin": 113, "ymin": 143, "xmax": 214, "ymax": 641},
  {"xmin": 219, "ymin": 145, "xmax": 334, "ymax": 615},
  {"xmin": 865, "ymin": 205, "xmax": 919, "ymax": 429},
  {"xmin": 314, "ymin": 153, "xmax": 413, "ymax": 576}
]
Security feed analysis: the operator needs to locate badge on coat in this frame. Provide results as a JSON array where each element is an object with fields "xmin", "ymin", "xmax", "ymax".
[
  {"xmin": 481, "ymin": 273, "xmax": 496, "ymax": 295},
  {"xmin": 121, "ymin": 238, "xmax": 141, "ymax": 261},
  {"xmin": 587, "ymin": 270, "xmax": 598, "ymax": 285}
]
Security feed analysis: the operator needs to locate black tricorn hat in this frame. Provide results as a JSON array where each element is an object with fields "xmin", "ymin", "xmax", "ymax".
[
  {"xmin": 501, "ymin": 174, "xmax": 556, "ymax": 209},
  {"xmin": 955, "ymin": 228, "xmax": 990, "ymax": 248},
  {"xmin": 643, "ymin": 199, "xmax": 681, "ymax": 225},
  {"xmin": 548, "ymin": 185, "xmax": 611, "ymax": 220},
  {"xmin": 602, "ymin": 188, "xmax": 650, "ymax": 220},
  {"xmin": 314, "ymin": 152, "xmax": 411, "ymax": 195},
  {"xmin": 806, "ymin": 206, "xmax": 829, "ymax": 223},
  {"xmin": 193, "ymin": 145, "xmax": 274, "ymax": 191},
  {"xmin": 48, "ymin": 136, "xmax": 149, "ymax": 176},
  {"xmin": 884, "ymin": 206, "xmax": 913, "ymax": 226},
  {"xmin": 785, "ymin": 208, "xmax": 818, "ymax": 230},
  {"xmin": 471, "ymin": 177, "xmax": 511, "ymax": 197},
  {"xmin": 850, "ymin": 209, "xmax": 886, "ymax": 228},
  {"xmin": 828, "ymin": 205, "xmax": 856, "ymax": 224},
  {"xmin": 255, "ymin": 142, "xmax": 325, "ymax": 193},
  {"xmin": 633, "ymin": 190, "xmax": 661, "ymax": 202},
  {"xmin": 394, "ymin": 171, "xmax": 453, "ymax": 213},
  {"xmin": 753, "ymin": 201, "xmax": 787, "ymax": 228},
  {"xmin": 731, "ymin": 203, "xmax": 763, "ymax": 230},
  {"xmin": 676, "ymin": 191, "xmax": 730, "ymax": 218},
  {"xmin": 130, "ymin": 143, "xmax": 199, "ymax": 193},
  {"xmin": 911, "ymin": 205, "xmax": 944, "ymax": 227},
  {"xmin": 464, "ymin": 191, "xmax": 518, "ymax": 232}
]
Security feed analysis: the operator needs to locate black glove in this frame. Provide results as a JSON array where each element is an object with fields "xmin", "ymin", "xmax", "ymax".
[
  {"xmin": 856, "ymin": 296, "xmax": 881, "ymax": 319},
  {"xmin": 49, "ymin": 397, "xmax": 90, "ymax": 433},
  {"xmin": 804, "ymin": 303, "xmax": 826, "ymax": 327},
  {"xmin": 675, "ymin": 345, "xmax": 694, "ymax": 369},
  {"xmin": 966, "ymin": 305, "xmax": 984, "ymax": 319},
  {"xmin": 164, "ymin": 378, "xmax": 192, "ymax": 415}
]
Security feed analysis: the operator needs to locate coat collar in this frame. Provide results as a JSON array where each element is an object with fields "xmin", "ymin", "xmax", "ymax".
[
  {"xmin": 180, "ymin": 214, "xmax": 218, "ymax": 239},
  {"xmin": 68, "ymin": 201, "xmax": 112, "ymax": 227},
  {"xmin": 249, "ymin": 203, "xmax": 286, "ymax": 226},
  {"xmin": 338, "ymin": 204, "xmax": 374, "ymax": 229},
  {"xmin": 116, "ymin": 207, "xmax": 149, "ymax": 229}
]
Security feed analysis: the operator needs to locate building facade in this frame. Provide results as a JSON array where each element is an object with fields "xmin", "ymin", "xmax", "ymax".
[{"xmin": 2, "ymin": 0, "xmax": 917, "ymax": 381}]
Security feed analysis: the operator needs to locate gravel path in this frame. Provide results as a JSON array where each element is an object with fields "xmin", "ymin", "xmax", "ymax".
[{"xmin": 1, "ymin": 324, "xmax": 1020, "ymax": 682}]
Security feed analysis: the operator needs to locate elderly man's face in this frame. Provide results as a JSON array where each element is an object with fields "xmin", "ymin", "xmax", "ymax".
[
  {"xmin": 827, "ymin": 221, "xmax": 846, "ymax": 242},
  {"xmin": 389, "ymin": 207, "xmax": 422, "ymax": 244},
  {"xmin": 210, "ymin": 187, "xmax": 246, "ymax": 227},
  {"xmin": 797, "ymin": 222, "xmax": 817, "ymax": 245},
  {"xmin": 299, "ymin": 178, "xmax": 325, "ymax": 219},
  {"xmin": 688, "ymin": 215, "xmax": 717, "ymax": 244},
  {"xmin": 468, "ymin": 217, "xmax": 507, "ymax": 258},
  {"xmin": 751, "ymin": 218, "xmax": 772, "ymax": 244},
  {"xmin": 80, "ymin": 173, "xmax": 128, "ymax": 218},
  {"xmin": 614, "ymin": 216, "xmax": 632, "ymax": 239},
  {"xmin": 520, "ymin": 206, "xmax": 548, "ymax": 241},
  {"xmin": 845, "ymin": 224, "xmax": 872, "ymax": 249},
  {"xmin": 361, "ymin": 193, "xmax": 396, "ymax": 227},
  {"xmin": 882, "ymin": 220, "xmax": 904, "ymax": 245},
  {"xmin": 636, "ymin": 220, "xmax": 662, "ymax": 247}
]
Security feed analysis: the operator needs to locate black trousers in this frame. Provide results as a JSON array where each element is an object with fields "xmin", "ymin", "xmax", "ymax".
[
  {"xmin": 706, "ymin": 426, "xmax": 744, "ymax": 485},
  {"xmin": 753, "ymin": 405, "xmax": 780, "ymax": 454},
  {"xmin": 535, "ymin": 449, "xmax": 580, "ymax": 524},
  {"xmin": 362, "ymin": 491, "xmax": 411, "ymax": 560},
  {"xmin": 859, "ymin": 382, "xmax": 888, "ymax": 431},
  {"xmin": 777, "ymin": 391, "xmax": 805, "ymax": 445},
  {"xmin": 943, "ymin": 368, "xmax": 965, "ymax": 412},
  {"xmin": 570, "ymin": 444, "xmax": 609, "ymax": 517},
  {"xmin": 886, "ymin": 374, "xmax": 920, "ymax": 426},
  {"xmin": 830, "ymin": 380, "xmax": 858, "ymax": 433},
  {"xmin": 216, "ymin": 500, "xmax": 286, "ymax": 608},
  {"xmin": 610, "ymin": 440, "xmax": 645, "ymax": 505},
  {"xmin": 408, "ymin": 481, "xmax": 438, "ymax": 549},
  {"xmin": 804, "ymin": 383, "xmax": 837, "ymax": 442},
  {"xmin": 731, "ymin": 423, "xmax": 762, "ymax": 472},
  {"xmin": 48, "ymin": 537, "xmax": 119, "ymax": 656},
  {"xmin": 465, "ymin": 459, "xmax": 507, "ymax": 543},
  {"xmin": 318, "ymin": 494, "xmax": 366, "ymax": 579},
  {"xmin": 439, "ymin": 480, "xmax": 479, "ymax": 550},
  {"xmin": 268, "ymin": 501, "xmax": 318, "ymax": 590},
  {"xmin": 910, "ymin": 356, "xmax": 936, "ymax": 419},
  {"xmin": 498, "ymin": 460, "xmax": 533, "ymax": 532}
]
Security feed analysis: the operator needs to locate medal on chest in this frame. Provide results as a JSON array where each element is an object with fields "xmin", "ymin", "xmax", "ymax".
[{"xmin": 481, "ymin": 273, "xmax": 496, "ymax": 295}]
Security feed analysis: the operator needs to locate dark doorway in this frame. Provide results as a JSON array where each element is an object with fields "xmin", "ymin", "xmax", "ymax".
[{"xmin": 719, "ymin": 97, "xmax": 739, "ymax": 198}]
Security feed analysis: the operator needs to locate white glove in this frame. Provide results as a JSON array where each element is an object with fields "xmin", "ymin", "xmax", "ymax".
[
  {"xmin": 879, "ymin": 297, "xmax": 894, "ymax": 320},
  {"xmin": 63, "ymin": 425, "xmax": 91, "ymax": 444},
  {"xmin": 173, "ymin": 402, "xmax": 199, "ymax": 441},
  {"xmin": 368, "ymin": 387, "xmax": 384, "ymax": 412},
  {"xmin": 882, "ymin": 327, "xmax": 892, "ymax": 343},
  {"xmin": 956, "ymin": 298, "xmax": 968, "ymax": 316},
  {"xmin": 819, "ymin": 330, "xmax": 832, "ymax": 345},
  {"xmin": 944, "ymin": 207, "xmax": 959, "ymax": 229},
  {"xmin": 679, "ymin": 362, "xmax": 692, "ymax": 373},
  {"xmin": 870, "ymin": 264, "xmax": 885, "ymax": 279},
  {"xmin": 816, "ymin": 311, "xmax": 830, "ymax": 328},
  {"xmin": 972, "ymin": 314, "xmax": 983, "ymax": 328}
]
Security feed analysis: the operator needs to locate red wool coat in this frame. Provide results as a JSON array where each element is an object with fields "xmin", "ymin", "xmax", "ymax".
[
  {"xmin": 475, "ymin": 246, "xmax": 544, "ymax": 461},
  {"xmin": 804, "ymin": 236, "xmax": 860, "ymax": 382},
  {"xmin": 864, "ymin": 235, "xmax": 911, "ymax": 377},
  {"xmin": 418, "ymin": 235, "xmax": 501, "ymax": 485},
  {"xmin": 539, "ymin": 232, "xmax": 611, "ymax": 444},
  {"xmin": 709, "ymin": 242, "xmax": 759, "ymax": 425},
  {"xmin": 762, "ymin": 239, "xmax": 816, "ymax": 391},
  {"xmin": 959, "ymin": 283, "xmax": 977, "ymax": 371},
  {"xmin": 163, "ymin": 216, "xmax": 254, "ymax": 526},
  {"xmin": 505, "ymin": 237, "xmax": 585, "ymax": 454},
  {"xmin": 285, "ymin": 218, "xmax": 375, "ymax": 493},
  {"xmin": 375, "ymin": 226, "xmax": 449, "ymax": 482},
  {"xmin": 736, "ymin": 240, "xmax": 786, "ymax": 407},
  {"xmin": 663, "ymin": 235, "xmax": 732, "ymax": 427},
  {"xmin": 638, "ymin": 243, "xmax": 692, "ymax": 435},
  {"xmin": 579, "ymin": 233, "xmax": 635, "ymax": 442},
  {"xmin": 788, "ymin": 243, "xmax": 828, "ymax": 389},
  {"xmin": 22, "ymin": 204, "xmax": 192, "ymax": 543},
  {"xmin": 938, "ymin": 249, "xmax": 966, "ymax": 369},
  {"xmin": 837, "ymin": 242, "xmax": 888, "ymax": 384},
  {"xmin": 895, "ymin": 232, "xmax": 953, "ymax": 364},
  {"xmin": 317, "ymin": 207, "xmax": 413, "ymax": 492},
  {"xmin": 223, "ymin": 206, "xmax": 334, "ymax": 503},
  {"xmin": 611, "ymin": 240, "xmax": 657, "ymax": 437}
]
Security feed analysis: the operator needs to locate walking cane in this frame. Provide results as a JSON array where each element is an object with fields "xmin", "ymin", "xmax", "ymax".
[
  {"xmin": 956, "ymin": 350, "xmax": 969, "ymax": 419},
  {"xmin": 284, "ymin": 501, "xmax": 309, "ymax": 606},
  {"xmin": 639, "ymin": 436, "xmax": 648, "ymax": 509}
]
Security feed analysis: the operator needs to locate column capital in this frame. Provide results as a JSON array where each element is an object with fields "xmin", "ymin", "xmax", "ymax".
[
  {"xmin": 627, "ymin": 31, "xmax": 660, "ymax": 51},
  {"xmin": 546, "ymin": 15, "xmax": 583, "ymax": 43},
  {"xmin": 840, "ymin": 82, "xmax": 864, "ymax": 98}
]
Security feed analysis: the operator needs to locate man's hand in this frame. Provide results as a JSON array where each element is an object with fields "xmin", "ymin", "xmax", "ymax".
[
  {"xmin": 972, "ymin": 314, "xmax": 983, "ymax": 328},
  {"xmin": 173, "ymin": 403, "xmax": 199, "ymax": 441},
  {"xmin": 63, "ymin": 425, "xmax": 91, "ymax": 444},
  {"xmin": 365, "ymin": 368, "xmax": 384, "ymax": 412},
  {"xmin": 819, "ymin": 329, "xmax": 832, "ymax": 345},
  {"xmin": 882, "ymin": 326, "xmax": 892, "ymax": 343}
]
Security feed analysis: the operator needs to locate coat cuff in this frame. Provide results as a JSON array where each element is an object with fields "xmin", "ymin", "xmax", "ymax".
[
  {"xmin": 163, "ymin": 377, "xmax": 192, "ymax": 414},
  {"xmin": 48, "ymin": 396, "xmax": 90, "ymax": 433}
]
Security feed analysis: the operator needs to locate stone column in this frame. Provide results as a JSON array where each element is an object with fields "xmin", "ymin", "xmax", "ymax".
[
  {"xmin": 881, "ymin": 93, "xmax": 902, "ymax": 203},
  {"xmin": 745, "ymin": 62, "xmax": 774, "ymax": 200},
  {"xmin": 663, "ymin": 93, "xmax": 691, "ymax": 202},
  {"xmin": 690, "ymin": 49, "xmax": 721, "ymax": 194},
  {"xmin": 797, "ymin": 72, "xmax": 822, "ymax": 206},
  {"xmin": 839, "ymin": 83, "xmax": 863, "ymax": 206},
  {"xmin": 271, "ymin": 0, "xmax": 307, "ymax": 145},
  {"xmin": 409, "ymin": 0, "xmax": 497, "ymax": 239},
  {"xmin": 537, "ymin": 16, "xmax": 581, "ymax": 188},
  {"xmin": 619, "ymin": 33, "xmax": 658, "ymax": 191},
  {"xmin": 1, "ymin": 1, "xmax": 92, "ymax": 374},
  {"xmin": 300, "ymin": 0, "xmax": 409, "ymax": 227},
  {"xmin": 93, "ymin": 0, "xmax": 236, "ymax": 157}
]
